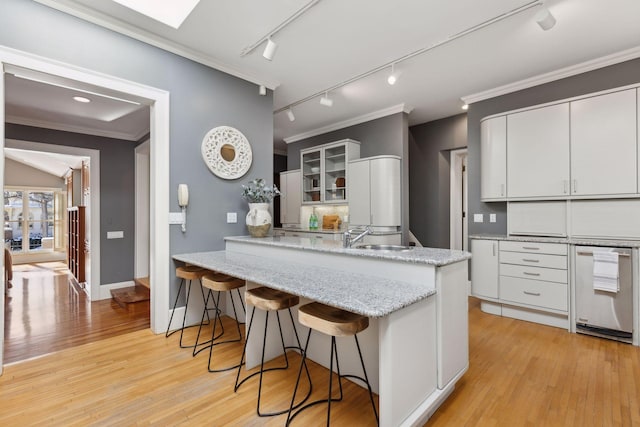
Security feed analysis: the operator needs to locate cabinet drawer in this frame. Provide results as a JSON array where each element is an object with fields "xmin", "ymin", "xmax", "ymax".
[
  {"xmin": 499, "ymin": 241, "xmax": 567, "ymax": 255},
  {"xmin": 500, "ymin": 276, "xmax": 568, "ymax": 311},
  {"xmin": 499, "ymin": 251, "xmax": 567, "ymax": 269},
  {"xmin": 500, "ymin": 264, "xmax": 567, "ymax": 284}
]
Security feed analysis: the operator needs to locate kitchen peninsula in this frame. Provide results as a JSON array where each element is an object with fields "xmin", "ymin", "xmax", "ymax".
[{"xmin": 174, "ymin": 236, "xmax": 470, "ymax": 426}]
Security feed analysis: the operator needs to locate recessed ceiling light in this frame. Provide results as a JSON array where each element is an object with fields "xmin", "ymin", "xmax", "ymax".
[
  {"xmin": 111, "ymin": 0, "xmax": 200, "ymax": 29},
  {"xmin": 73, "ymin": 96, "xmax": 91, "ymax": 103}
]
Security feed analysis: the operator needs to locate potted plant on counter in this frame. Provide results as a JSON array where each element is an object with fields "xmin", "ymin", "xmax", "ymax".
[{"xmin": 241, "ymin": 178, "xmax": 280, "ymax": 237}]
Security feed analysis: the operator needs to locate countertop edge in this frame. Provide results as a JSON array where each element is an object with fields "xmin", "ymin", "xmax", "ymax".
[{"xmin": 470, "ymin": 234, "xmax": 640, "ymax": 248}]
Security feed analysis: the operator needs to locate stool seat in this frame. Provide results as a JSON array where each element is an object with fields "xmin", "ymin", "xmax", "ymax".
[
  {"xmin": 246, "ymin": 287, "xmax": 299, "ymax": 311},
  {"xmin": 298, "ymin": 302, "xmax": 369, "ymax": 337},
  {"xmin": 202, "ymin": 273, "xmax": 244, "ymax": 292},
  {"xmin": 176, "ymin": 265, "xmax": 208, "ymax": 280}
]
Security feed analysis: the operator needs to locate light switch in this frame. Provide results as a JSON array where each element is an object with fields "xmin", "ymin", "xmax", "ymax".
[
  {"xmin": 107, "ymin": 231, "xmax": 124, "ymax": 239},
  {"xmin": 489, "ymin": 214, "xmax": 496, "ymax": 223},
  {"xmin": 473, "ymin": 214, "xmax": 484, "ymax": 223},
  {"xmin": 227, "ymin": 212, "xmax": 237, "ymax": 223}
]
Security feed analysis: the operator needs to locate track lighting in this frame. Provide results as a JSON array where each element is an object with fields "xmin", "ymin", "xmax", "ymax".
[
  {"xmin": 319, "ymin": 92, "xmax": 333, "ymax": 107},
  {"xmin": 387, "ymin": 64, "xmax": 397, "ymax": 85},
  {"xmin": 535, "ymin": 7, "xmax": 556, "ymax": 31},
  {"xmin": 259, "ymin": 85, "xmax": 267, "ymax": 96},
  {"xmin": 286, "ymin": 108, "xmax": 295, "ymax": 122},
  {"xmin": 263, "ymin": 37, "xmax": 278, "ymax": 61}
]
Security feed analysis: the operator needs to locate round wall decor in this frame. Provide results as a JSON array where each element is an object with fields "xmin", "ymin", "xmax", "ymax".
[{"xmin": 201, "ymin": 126, "xmax": 253, "ymax": 179}]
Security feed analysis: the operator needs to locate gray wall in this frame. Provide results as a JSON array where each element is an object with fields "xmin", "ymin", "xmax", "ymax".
[
  {"xmin": 6, "ymin": 124, "xmax": 137, "ymax": 284},
  {"xmin": 285, "ymin": 113, "xmax": 410, "ymax": 241},
  {"xmin": 4, "ymin": 157, "xmax": 65, "ymax": 188},
  {"xmin": 1, "ymin": 0, "xmax": 273, "ymax": 303},
  {"xmin": 409, "ymin": 114, "xmax": 467, "ymax": 248},
  {"xmin": 468, "ymin": 57, "xmax": 640, "ymax": 237}
]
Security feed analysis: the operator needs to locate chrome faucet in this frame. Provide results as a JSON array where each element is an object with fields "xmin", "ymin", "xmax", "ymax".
[{"xmin": 343, "ymin": 226, "xmax": 372, "ymax": 248}]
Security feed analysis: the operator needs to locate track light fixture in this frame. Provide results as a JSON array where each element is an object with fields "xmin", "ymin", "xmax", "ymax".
[
  {"xmin": 286, "ymin": 108, "xmax": 296, "ymax": 122},
  {"xmin": 319, "ymin": 92, "xmax": 333, "ymax": 107},
  {"xmin": 263, "ymin": 37, "xmax": 278, "ymax": 61},
  {"xmin": 387, "ymin": 64, "xmax": 397, "ymax": 85},
  {"xmin": 535, "ymin": 7, "xmax": 556, "ymax": 31},
  {"xmin": 461, "ymin": 104, "xmax": 469, "ymax": 110},
  {"xmin": 259, "ymin": 85, "xmax": 267, "ymax": 96}
]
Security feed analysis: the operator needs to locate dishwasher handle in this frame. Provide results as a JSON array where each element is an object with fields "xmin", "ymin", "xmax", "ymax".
[{"xmin": 576, "ymin": 250, "xmax": 630, "ymax": 257}]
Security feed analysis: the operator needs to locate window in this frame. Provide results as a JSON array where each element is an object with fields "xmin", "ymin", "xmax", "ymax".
[{"xmin": 4, "ymin": 188, "xmax": 65, "ymax": 254}]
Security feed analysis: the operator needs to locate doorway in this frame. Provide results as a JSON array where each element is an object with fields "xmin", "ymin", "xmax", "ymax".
[
  {"xmin": 0, "ymin": 46, "xmax": 171, "ymax": 373},
  {"xmin": 450, "ymin": 148, "xmax": 468, "ymax": 251}
]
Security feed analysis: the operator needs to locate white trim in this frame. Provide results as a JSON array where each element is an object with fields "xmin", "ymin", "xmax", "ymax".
[
  {"xmin": 6, "ymin": 114, "xmax": 147, "ymax": 141},
  {"xmin": 0, "ymin": 68, "xmax": 5, "ymax": 374},
  {"xmin": 0, "ymin": 45, "xmax": 171, "ymax": 342},
  {"xmin": 449, "ymin": 149, "xmax": 468, "ymax": 251},
  {"xmin": 98, "ymin": 280, "xmax": 135, "ymax": 300},
  {"xmin": 134, "ymin": 140, "xmax": 150, "ymax": 281},
  {"xmin": 33, "ymin": 0, "xmax": 279, "ymax": 90},
  {"xmin": 462, "ymin": 45, "xmax": 640, "ymax": 105},
  {"xmin": 284, "ymin": 104, "xmax": 413, "ymax": 144}
]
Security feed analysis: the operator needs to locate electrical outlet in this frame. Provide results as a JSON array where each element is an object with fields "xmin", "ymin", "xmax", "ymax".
[
  {"xmin": 227, "ymin": 212, "xmax": 237, "ymax": 223},
  {"xmin": 490, "ymin": 214, "xmax": 496, "ymax": 223},
  {"xmin": 473, "ymin": 214, "xmax": 484, "ymax": 223}
]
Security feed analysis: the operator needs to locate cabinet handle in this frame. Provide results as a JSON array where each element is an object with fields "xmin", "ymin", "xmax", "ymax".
[
  {"xmin": 523, "ymin": 291, "xmax": 541, "ymax": 296},
  {"xmin": 522, "ymin": 258, "xmax": 540, "ymax": 263},
  {"xmin": 563, "ymin": 180, "xmax": 568, "ymax": 194},
  {"xmin": 500, "ymin": 184, "xmax": 505, "ymax": 197},
  {"xmin": 493, "ymin": 243, "xmax": 496, "ymax": 257},
  {"xmin": 522, "ymin": 246, "xmax": 540, "ymax": 250},
  {"xmin": 573, "ymin": 179, "xmax": 577, "ymax": 193},
  {"xmin": 523, "ymin": 272, "xmax": 541, "ymax": 276}
]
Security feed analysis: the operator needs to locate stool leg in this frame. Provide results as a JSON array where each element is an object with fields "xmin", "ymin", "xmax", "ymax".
[
  {"xmin": 192, "ymin": 290, "xmax": 224, "ymax": 357},
  {"xmin": 165, "ymin": 278, "xmax": 185, "ymax": 337},
  {"xmin": 287, "ymin": 308, "xmax": 313, "ymax": 393},
  {"xmin": 255, "ymin": 311, "xmax": 270, "ymax": 416},
  {"xmin": 234, "ymin": 306, "xmax": 257, "ymax": 391},
  {"xmin": 286, "ymin": 328, "xmax": 313, "ymax": 426},
  {"xmin": 178, "ymin": 279, "xmax": 193, "ymax": 348},
  {"xmin": 354, "ymin": 335, "xmax": 379, "ymax": 424}
]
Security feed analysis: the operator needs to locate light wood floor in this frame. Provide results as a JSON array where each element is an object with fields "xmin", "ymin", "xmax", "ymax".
[
  {"xmin": 3, "ymin": 262, "xmax": 149, "ymax": 364},
  {"xmin": 2, "ymin": 297, "xmax": 639, "ymax": 425}
]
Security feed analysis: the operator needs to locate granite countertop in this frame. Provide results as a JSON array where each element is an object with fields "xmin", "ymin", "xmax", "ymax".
[
  {"xmin": 274, "ymin": 226, "xmax": 401, "ymax": 236},
  {"xmin": 225, "ymin": 235, "xmax": 471, "ymax": 267},
  {"xmin": 470, "ymin": 234, "xmax": 640, "ymax": 248},
  {"xmin": 173, "ymin": 250, "xmax": 436, "ymax": 318}
]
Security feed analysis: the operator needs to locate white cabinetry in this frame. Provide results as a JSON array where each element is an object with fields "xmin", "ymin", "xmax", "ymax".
[
  {"xmin": 480, "ymin": 116, "xmax": 507, "ymax": 201},
  {"xmin": 301, "ymin": 139, "xmax": 360, "ymax": 204},
  {"xmin": 471, "ymin": 239, "xmax": 499, "ymax": 299},
  {"xmin": 348, "ymin": 155, "xmax": 401, "ymax": 227},
  {"xmin": 507, "ymin": 103, "xmax": 570, "ymax": 198},
  {"xmin": 279, "ymin": 169, "xmax": 301, "ymax": 225},
  {"xmin": 570, "ymin": 89, "xmax": 637, "ymax": 196}
]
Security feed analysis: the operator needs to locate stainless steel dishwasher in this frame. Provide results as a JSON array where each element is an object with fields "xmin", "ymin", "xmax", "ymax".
[{"xmin": 575, "ymin": 246, "xmax": 633, "ymax": 343}]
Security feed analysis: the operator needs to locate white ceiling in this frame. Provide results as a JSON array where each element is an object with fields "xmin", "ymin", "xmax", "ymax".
[
  {"xmin": 29, "ymin": 0, "xmax": 640, "ymax": 151},
  {"xmin": 5, "ymin": 147, "xmax": 87, "ymax": 178}
]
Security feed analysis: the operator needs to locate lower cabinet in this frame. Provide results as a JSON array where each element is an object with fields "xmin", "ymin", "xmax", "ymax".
[{"xmin": 471, "ymin": 238, "xmax": 569, "ymax": 329}]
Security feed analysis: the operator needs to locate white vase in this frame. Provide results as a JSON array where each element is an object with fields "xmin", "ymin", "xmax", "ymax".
[{"xmin": 246, "ymin": 202, "xmax": 272, "ymax": 237}]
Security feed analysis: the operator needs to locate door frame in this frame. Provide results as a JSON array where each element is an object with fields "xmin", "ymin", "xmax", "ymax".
[
  {"xmin": 135, "ymin": 140, "xmax": 150, "ymax": 280},
  {"xmin": 0, "ymin": 46, "xmax": 171, "ymax": 374},
  {"xmin": 450, "ymin": 148, "xmax": 468, "ymax": 251}
]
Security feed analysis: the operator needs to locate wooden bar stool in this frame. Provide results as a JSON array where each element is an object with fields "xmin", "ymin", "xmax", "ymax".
[
  {"xmin": 286, "ymin": 302, "xmax": 379, "ymax": 426},
  {"xmin": 192, "ymin": 272, "xmax": 246, "ymax": 372},
  {"xmin": 234, "ymin": 286, "xmax": 312, "ymax": 417},
  {"xmin": 165, "ymin": 265, "xmax": 210, "ymax": 348}
]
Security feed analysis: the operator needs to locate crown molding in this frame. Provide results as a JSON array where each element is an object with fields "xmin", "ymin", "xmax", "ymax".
[
  {"xmin": 34, "ymin": 0, "xmax": 280, "ymax": 90},
  {"xmin": 6, "ymin": 114, "xmax": 145, "ymax": 141},
  {"xmin": 283, "ymin": 104, "xmax": 413, "ymax": 144},
  {"xmin": 462, "ymin": 45, "xmax": 640, "ymax": 105}
]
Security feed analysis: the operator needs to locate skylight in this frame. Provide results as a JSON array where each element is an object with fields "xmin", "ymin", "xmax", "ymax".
[{"xmin": 112, "ymin": 0, "xmax": 200, "ymax": 29}]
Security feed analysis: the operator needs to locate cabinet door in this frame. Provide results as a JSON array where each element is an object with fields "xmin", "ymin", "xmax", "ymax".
[
  {"xmin": 480, "ymin": 116, "xmax": 507, "ymax": 200},
  {"xmin": 301, "ymin": 149, "xmax": 321, "ymax": 203},
  {"xmin": 370, "ymin": 157, "xmax": 401, "ymax": 226},
  {"xmin": 507, "ymin": 104, "xmax": 570, "ymax": 198},
  {"xmin": 471, "ymin": 239, "xmax": 499, "ymax": 299},
  {"xmin": 280, "ymin": 170, "xmax": 301, "ymax": 224},
  {"xmin": 324, "ymin": 144, "xmax": 347, "ymax": 203},
  {"xmin": 348, "ymin": 160, "xmax": 370, "ymax": 226},
  {"xmin": 571, "ymin": 89, "xmax": 637, "ymax": 196}
]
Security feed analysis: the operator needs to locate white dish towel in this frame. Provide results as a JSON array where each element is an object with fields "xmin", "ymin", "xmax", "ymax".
[{"xmin": 593, "ymin": 250, "xmax": 619, "ymax": 293}]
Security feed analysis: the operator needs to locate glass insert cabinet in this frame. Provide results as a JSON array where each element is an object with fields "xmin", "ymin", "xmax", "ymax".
[{"xmin": 300, "ymin": 139, "xmax": 360, "ymax": 204}]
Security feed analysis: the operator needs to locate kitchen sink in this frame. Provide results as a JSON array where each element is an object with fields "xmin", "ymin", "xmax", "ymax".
[{"xmin": 355, "ymin": 244, "xmax": 414, "ymax": 252}]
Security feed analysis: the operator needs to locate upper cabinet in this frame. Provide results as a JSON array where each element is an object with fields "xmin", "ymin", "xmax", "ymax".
[
  {"xmin": 348, "ymin": 156, "xmax": 401, "ymax": 227},
  {"xmin": 570, "ymin": 89, "xmax": 637, "ymax": 196},
  {"xmin": 507, "ymin": 103, "xmax": 570, "ymax": 199},
  {"xmin": 301, "ymin": 139, "xmax": 360, "ymax": 204},
  {"xmin": 480, "ymin": 116, "xmax": 507, "ymax": 201},
  {"xmin": 279, "ymin": 169, "xmax": 301, "ymax": 225}
]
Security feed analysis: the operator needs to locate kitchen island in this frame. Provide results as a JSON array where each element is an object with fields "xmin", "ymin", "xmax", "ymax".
[{"xmin": 174, "ymin": 236, "xmax": 470, "ymax": 426}]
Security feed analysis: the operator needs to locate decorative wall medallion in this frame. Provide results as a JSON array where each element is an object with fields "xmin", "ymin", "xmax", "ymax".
[{"xmin": 201, "ymin": 126, "xmax": 253, "ymax": 179}]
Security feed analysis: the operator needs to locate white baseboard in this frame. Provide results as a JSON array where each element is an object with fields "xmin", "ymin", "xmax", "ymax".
[{"xmin": 98, "ymin": 280, "xmax": 135, "ymax": 300}]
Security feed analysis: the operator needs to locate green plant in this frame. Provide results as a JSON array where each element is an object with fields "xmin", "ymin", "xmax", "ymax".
[{"xmin": 241, "ymin": 178, "xmax": 280, "ymax": 203}]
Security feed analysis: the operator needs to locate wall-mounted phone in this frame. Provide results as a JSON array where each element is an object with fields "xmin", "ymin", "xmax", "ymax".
[{"xmin": 178, "ymin": 184, "xmax": 188, "ymax": 232}]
